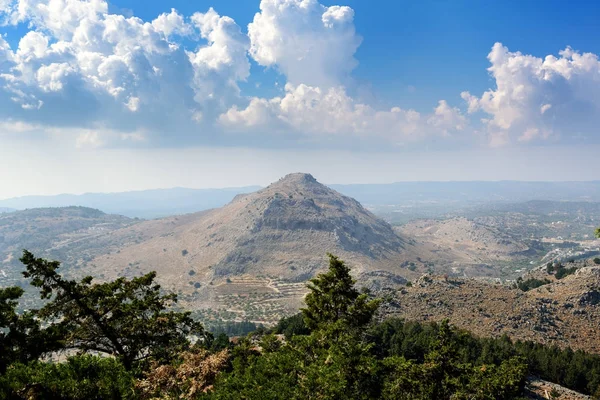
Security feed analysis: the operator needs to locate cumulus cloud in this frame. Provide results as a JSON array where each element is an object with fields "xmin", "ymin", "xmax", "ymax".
[
  {"xmin": 219, "ymin": 0, "xmax": 467, "ymax": 142},
  {"xmin": 0, "ymin": 0, "xmax": 251, "ymax": 144},
  {"xmin": 462, "ymin": 42, "xmax": 600, "ymax": 146},
  {"xmin": 188, "ymin": 8, "xmax": 250, "ymax": 106},
  {"xmin": 220, "ymin": 83, "xmax": 465, "ymax": 141},
  {"xmin": 248, "ymin": 0, "xmax": 361, "ymax": 87},
  {"xmin": 5, "ymin": 0, "xmax": 595, "ymax": 151},
  {"xmin": 151, "ymin": 8, "xmax": 191, "ymax": 38}
]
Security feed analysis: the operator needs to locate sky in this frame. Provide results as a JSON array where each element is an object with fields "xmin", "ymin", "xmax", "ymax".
[{"xmin": 0, "ymin": 0, "xmax": 599, "ymax": 198}]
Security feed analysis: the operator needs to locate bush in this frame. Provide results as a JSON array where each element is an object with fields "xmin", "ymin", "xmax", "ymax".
[
  {"xmin": 555, "ymin": 264, "xmax": 577, "ymax": 280},
  {"xmin": 516, "ymin": 277, "xmax": 550, "ymax": 292},
  {"xmin": 0, "ymin": 356, "xmax": 134, "ymax": 400}
]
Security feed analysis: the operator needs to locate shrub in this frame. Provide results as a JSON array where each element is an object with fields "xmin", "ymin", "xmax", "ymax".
[
  {"xmin": 0, "ymin": 356, "xmax": 134, "ymax": 400},
  {"xmin": 517, "ymin": 277, "xmax": 550, "ymax": 292}
]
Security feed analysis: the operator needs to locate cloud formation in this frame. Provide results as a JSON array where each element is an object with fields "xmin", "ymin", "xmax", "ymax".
[
  {"xmin": 248, "ymin": 0, "xmax": 360, "ymax": 88},
  {"xmin": 462, "ymin": 42, "xmax": 600, "ymax": 146},
  {"xmin": 220, "ymin": 0, "xmax": 466, "ymax": 142},
  {"xmin": 220, "ymin": 84, "xmax": 466, "ymax": 142},
  {"xmin": 0, "ymin": 1, "xmax": 598, "ymax": 150},
  {"xmin": 0, "ymin": 0, "xmax": 250, "ymax": 145}
]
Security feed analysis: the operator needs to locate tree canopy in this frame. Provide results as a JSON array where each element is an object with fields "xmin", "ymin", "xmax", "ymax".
[{"xmin": 20, "ymin": 250, "xmax": 208, "ymax": 370}]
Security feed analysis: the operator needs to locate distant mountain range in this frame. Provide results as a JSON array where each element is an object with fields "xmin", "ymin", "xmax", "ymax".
[
  {"xmin": 0, "ymin": 187, "xmax": 261, "ymax": 219},
  {"xmin": 331, "ymin": 181, "xmax": 600, "ymax": 205},
  {"xmin": 2, "ymin": 181, "xmax": 600, "ymax": 219}
]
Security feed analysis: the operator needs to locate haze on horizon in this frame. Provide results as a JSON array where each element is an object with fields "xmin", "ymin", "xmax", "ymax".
[{"xmin": 1, "ymin": 0, "xmax": 599, "ymax": 198}]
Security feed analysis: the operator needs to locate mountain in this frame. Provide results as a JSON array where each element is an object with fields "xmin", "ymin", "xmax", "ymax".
[
  {"xmin": 84, "ymin": 173, "xmax": 422, "ymax": 324},
  {"xmin": 0, "ymin": 187, "xmax": 261, "ymax": 219},
  {"xmin": 0, "ymin": 207, "xmax": 14, "ymax": 213}
]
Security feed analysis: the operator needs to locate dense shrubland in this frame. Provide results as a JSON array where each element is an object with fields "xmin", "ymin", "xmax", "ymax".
[{"xmin": 1, "ymin": 252, "xmax": 600, "ymax": 399}]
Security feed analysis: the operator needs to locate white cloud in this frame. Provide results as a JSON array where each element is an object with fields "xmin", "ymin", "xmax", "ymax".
[
  {"xmin": 427, "ymin": 100, "xmax": 467, "ymax": 135},
  {"xmin": 124, "ymin": 96, "xmax": 140, "ymax": 112},
  {"xmin": 75, "ymin": 130, "xmax": 103, "ymax": 148},
  {"xmin": 5, "ymin": 1, "xmax": 595, "ymax": 151},
  {"xmin": 220, "ymin": 83, "xmax": 465, "ymax": 141},
  {"xmin": 221, "ymin": 0, "xmax": 467, "ymax": 143},
  {"xmin": 0, "ymin": 118, "xmax": 40, "ymax": 133},
  {"xmin": 188, "ymin": 8, "xmax": 250, "ymax": 105},
  {"xmin": 462, "ymin": 42, "xmax": 600, "ymax": 146},
  {"xmin": 0, "ymin": 0, "xmax": 251, "ymax": 138},
  {"xmin": 36, "ymin": 62, "xmax": 73, "ymax": 91},
  {"xmin": 248, "ymin": 0, "xmax": 361, "ymax": 87},
  {"xmin": 151, "ymin": 8, "xmax": 191, "ymax": 38},
  {"xmin": 3, "ymin": 0, "xmax": 108, "ymax": 38},
  {"xmin": 540, "ymin": 103, "xmax": 552, "ymax": 114}
]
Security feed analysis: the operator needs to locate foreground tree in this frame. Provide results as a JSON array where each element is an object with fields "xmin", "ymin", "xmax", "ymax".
[
  {"xmin": 302, "ymin": 253, "xmax": 380, "ymax": 332},
  {"xmin": 20, "ymin": 250, "xmax": 209, "ymax": 370},
  {"xmin": 0, "ymin": 287, "xmax": 62, "ymax": 373}
]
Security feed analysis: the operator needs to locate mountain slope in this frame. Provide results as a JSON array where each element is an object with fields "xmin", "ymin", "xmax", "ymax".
[{"xmin": 86, "ymin": 173, "xmax": 420, "ymax": 323}]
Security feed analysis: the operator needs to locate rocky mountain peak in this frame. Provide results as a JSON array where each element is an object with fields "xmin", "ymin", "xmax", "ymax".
[
  {"xmin": 278, "ymin": 172, "xmax": 317, "ymax": 184},
  {"xmin": 265, "ymin": 172, "xmax": 321, "ymax": 193}
]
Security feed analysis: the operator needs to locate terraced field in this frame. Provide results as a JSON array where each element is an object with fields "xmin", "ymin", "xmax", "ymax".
[{"xmin": 193, "ymin": 277, "xmax": 308, "ymax": 325}]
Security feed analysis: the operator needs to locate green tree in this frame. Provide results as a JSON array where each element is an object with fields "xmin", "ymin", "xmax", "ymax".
[
  {"xmin": 274, "ymin": 313, "xmax": 310, "ymax": 339},
  {"xmin": 302, "ymin": 254, "xmax": 380, "ymax": 332},
  {"xmin": 596, "ymin": 227, "xmax": 600, "ymax": 239},
  {"xmin": 0, "ymin": 286, "xmax": 62, "ymax": 373},
  {"xmin": 20, "ymin": 250, "xmax": 209, "ymax": 371}
]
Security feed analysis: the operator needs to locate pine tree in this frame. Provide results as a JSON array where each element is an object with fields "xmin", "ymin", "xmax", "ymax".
[{"xmin": 302, "ymin": 253, "xmax": 380, "ymax": 332}]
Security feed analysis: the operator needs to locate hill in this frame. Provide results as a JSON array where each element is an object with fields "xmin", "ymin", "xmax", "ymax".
[
  {"xmin": 85, "ymin": 173, "xmax": 423, "ymax": 324},
  {"xmin": 396, "ymin": 217, "xmax": 539, "ymax": 278},
  {"xmin": 382, "ymin": 258, "xmax": 600, "ymax": 355}
]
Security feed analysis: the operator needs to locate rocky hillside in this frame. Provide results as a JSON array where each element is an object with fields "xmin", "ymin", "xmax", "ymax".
[
  {"xmin": 85, "ymin": 173, "xmax": 423, "ymax": 323},
  {"xmin": 396, "ymin": 217, "xmax": 538, "ymax": 277},
  {"xmin": 382, "ymin": 258, "xmax": 600, "ymax": 354}
]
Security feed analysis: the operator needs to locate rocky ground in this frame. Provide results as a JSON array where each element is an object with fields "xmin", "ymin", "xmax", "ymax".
[
  {"xmin": 381, "ymin": 259, "xmax": 600, "ymax": 354},
  {"xmin": 525, "ymin": 378, "xmax": 591, "ymax": 399}
]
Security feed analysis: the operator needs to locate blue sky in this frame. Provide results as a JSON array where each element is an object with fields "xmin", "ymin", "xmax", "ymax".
[{"xmin": 0, "ymin": 0, "xmax": 599, "ymax": 197}]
